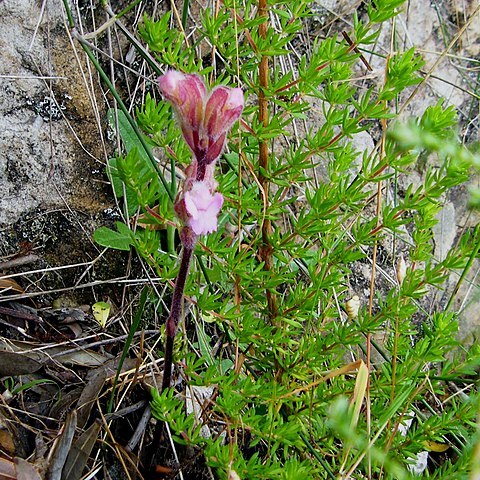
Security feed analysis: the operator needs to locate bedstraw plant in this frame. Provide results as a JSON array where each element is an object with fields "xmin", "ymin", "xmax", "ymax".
[{"xmin": 91, "ymin": 0, "xmax": 480, "ymax": 478}]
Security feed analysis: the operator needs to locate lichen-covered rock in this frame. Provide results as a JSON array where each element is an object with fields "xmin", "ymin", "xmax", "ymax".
[{"xmin": 0, "ymin": 0, "xmax": 109, "ymax": 227}]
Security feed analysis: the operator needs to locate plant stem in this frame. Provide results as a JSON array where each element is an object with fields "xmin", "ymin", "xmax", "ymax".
[
  {"xmin": 257, "ymin": 0, "xmax": 277, "ymax": 320},
  {"xmin": 161, "ymin": 233, "xmax": 196, "ymax": 391},
  {"xmin": 149, "ymin": 231, "xmax": 195, "ymax": 471}
]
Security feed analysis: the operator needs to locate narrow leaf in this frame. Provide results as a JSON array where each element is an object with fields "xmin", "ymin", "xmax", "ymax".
[
  {"xmin": 48, "ymin": 411, "xmax": 77, "ymax": 480},
  {"xmin": 61, "ymin": 421, "xmax": 101, "ymax": 480}
]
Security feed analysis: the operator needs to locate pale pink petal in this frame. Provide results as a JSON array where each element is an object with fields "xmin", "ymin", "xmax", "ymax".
[
  {"xmin": 157, "ymin": 71, "xmax": 186, "ymax": 101},
  {"xmin": 187, "ymin": 182, "xmax": 213, "ymax": 210},
  {"xmin": 228, "ymin": 88, "xmax": 244, "ymax": 110},
  {"xmin": 184, "ymin": 183, "xmax": 224, "ymax": 235},
  {"xmin": 222, "ymin": 88, "xmax": 244, "ymax": 129},
  {"xmin": 195, "ymin": 192, "xmax": 223, "ymax": 234},
  {"xmin": 184, "ymin": 190, "xmax": 199, "ymax": 217},
  {"xmin": 209, "ymin": 192, "xmax": 224, "ymax": 214},
  {"xmin": 190, "ymin": 215, "xmax": 217, "ymax": 235}
]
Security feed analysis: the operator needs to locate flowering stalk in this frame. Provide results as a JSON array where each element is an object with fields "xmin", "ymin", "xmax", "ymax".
[{"xmin": 157, "ymin": 71, "xmax": 244, "ymax": 391}]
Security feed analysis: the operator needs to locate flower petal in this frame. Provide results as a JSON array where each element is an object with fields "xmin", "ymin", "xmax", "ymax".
[
  {"xmin": 183, "ymin": 183, "xmax": 223, "ymax": 235},
  {"xmin": 158, "ymin": 71, "xmax": 207, "ymax": 131},
  {"xmin": 209, "ymin": 192, "xmax": 224, "ymax": 215},
  {"xmin": 205, "ymin": 87, "xmax": 229, "ymax": 137},
  {"xmin": 205, "ymin": 87, "xmax": 244, "ymax": 139},
  {"xmin": 190, "ymin": 215, "xmax": 217, "ymax": 235},
  {"xmin": 206, "ymin": 133, "xmax": 226, "ymax": 164},
  {"xmin": 184, "ymin": 190, "xmax": 199, "ymax": 217}
]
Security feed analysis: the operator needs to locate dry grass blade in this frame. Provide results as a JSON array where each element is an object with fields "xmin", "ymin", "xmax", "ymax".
[
  {"xmin": 61, "ymin": 420, "xmax": 101, "ymax": 480},
  {"xmin": 0, "ymin": 278, "xmax": 24, "ymax": 295},
  {"xmin": 279, "ymin": 360, "xmax": 363, "ymax": 399}
]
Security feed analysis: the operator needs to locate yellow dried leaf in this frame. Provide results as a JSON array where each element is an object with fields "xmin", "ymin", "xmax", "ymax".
[{"xmin": 350, "ymin": 360, "xmax": 369, "ymax": 429}]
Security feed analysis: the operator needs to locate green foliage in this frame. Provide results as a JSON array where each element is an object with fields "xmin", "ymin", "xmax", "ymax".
[
  {"xmin": 94, "ymin": 0, "xmax": 480, "ymax": 478},
  {"xmin": 94, "ymin": 222, "xmax": 133, "ymax": 251},
  {"xmin": 151, "ymin": 387, "xmax": 203, "ymax": 445}
]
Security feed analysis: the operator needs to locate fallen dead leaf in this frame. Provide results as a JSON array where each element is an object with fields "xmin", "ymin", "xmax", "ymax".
[
  {"xmin": 15, "ymin": 457, "xmax": 42, "ymax": 480},
  {"xmin": 0, "ymin": 351, "xmax": 42, "ymax": 377},
  {"xmin": 61, "ymin": 421, "xmax": 100, "ymax": 480},
  {"xmin": 76, "ymin": 356, "xmax": 138, "ymax": 428},
  {"xmin": 48, "ymin": 388, "xmax": 83, "ymax": 422},
  {"xmin": 0, "ymin": 415, "xmax": 16, "ymax": 457},
  {"xmin": 0, "ymin": 457, "xmax": 16, "ymax": 479},
  {"xmin": 0, "ymin": 339, "xmax": 111, "ymax": 368},
  {"xmin": 76, "ymin": 369, "xmax": 106, "ymax": 429},
  {"xmin": 48, "ymin": 411, "xmax": 77, "ymax": 480}
]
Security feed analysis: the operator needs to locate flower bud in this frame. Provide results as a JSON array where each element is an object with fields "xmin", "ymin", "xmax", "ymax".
[
  {"xmin": 396, "ymin": 255, "xmax": 407, "ymax": 285},
  {"xmin": 346, "ymin": 295, "xmax": 360, "ymax": 319}
]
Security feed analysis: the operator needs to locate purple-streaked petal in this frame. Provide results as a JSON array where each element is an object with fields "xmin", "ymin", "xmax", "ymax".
[
  {"xmin": 205, "ymin": 87, "xmax": 229, "ymax": 137},
  {"xmin": 206, "ymin": 133, "xmax": 226, "ymax": 163},
  {"xmin": 158, "ymin": 71, "xmax": 207, "ymax": 131},
  {"xmin": 158, "ymin": 70, "xmax": 244, "ymax": 178}
]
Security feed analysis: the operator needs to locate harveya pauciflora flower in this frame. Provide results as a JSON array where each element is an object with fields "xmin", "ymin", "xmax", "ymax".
[
  {"xmin": 157, "ymin": 71, "xmax": 243, "ymax": 390},
  {"xmin": 158, "ymin": 70, "xmax": 244, "ymax": 241}
]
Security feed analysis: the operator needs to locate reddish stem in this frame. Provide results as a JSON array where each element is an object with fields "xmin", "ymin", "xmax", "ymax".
[
  {"xmin": 257, "ymin": 0, "xmax": 278, "ymax": 320},
  {"xmin": 161, "ymin": 231, "xmax": 196, "ymax": 391}
]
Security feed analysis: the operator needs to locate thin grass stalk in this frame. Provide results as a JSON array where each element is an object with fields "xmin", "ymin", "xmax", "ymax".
[
  {"xmin": 445, "ymin": 228, "xmax": 480, "ymax": 311},
  {"xmin": 72, "ymin": 31, "xmax": 174, "ymax": 202}
]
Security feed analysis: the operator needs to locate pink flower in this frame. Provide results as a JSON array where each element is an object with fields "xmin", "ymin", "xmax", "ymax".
[
  {"xmin": 183, "ymin": 182, "xmax": 224, "ymax": 235},
  {"xmin": 158, "ymin": 71, "xmax": 244, "ymax": 166}
]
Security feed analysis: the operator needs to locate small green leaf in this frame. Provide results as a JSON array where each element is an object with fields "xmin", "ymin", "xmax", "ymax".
[
  {"xmin": 106, "ymin": 158, "xmax": 123, "ymax": 198},
  {"xmin": 93, "ymin": 224, "xmax": 132, "ymax": 251}
]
